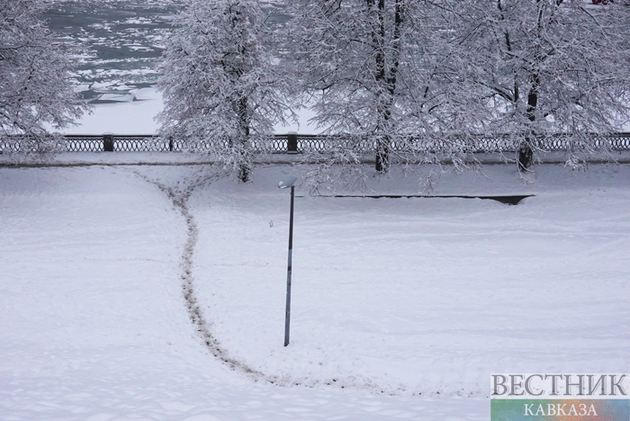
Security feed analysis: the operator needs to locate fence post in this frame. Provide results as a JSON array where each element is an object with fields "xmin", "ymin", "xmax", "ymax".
[
  {"xmin": 287, "ymin": 131, "xmax": 298, "ymax": 154},
  {"xmin": 103, "ymin": 133, "xmax": 114, "ymax": 152}
]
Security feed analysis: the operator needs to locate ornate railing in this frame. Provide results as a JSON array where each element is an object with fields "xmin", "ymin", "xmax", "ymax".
[{"xmin": 2, "ymin": 132, "xmax": 630, "ymax": 153}]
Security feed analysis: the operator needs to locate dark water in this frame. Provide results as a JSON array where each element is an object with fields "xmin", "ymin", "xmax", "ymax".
[
  {"xmin": 44, "ymin": 1, "xmax": 290, "ymax": 102},
  {"xmin": 44, "ymin": 1, "xmax": 181, "ymax": 101}
]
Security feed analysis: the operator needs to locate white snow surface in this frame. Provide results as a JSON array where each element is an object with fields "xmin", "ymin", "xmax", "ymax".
[
  {"xmin": 1, "ymin": 159, "xmax": 629, "ymax": 420},
  {"xmin": 62, "ymin": 88, "xmax": 164, "ymax": 135},
  {"xmin": 61, "ymin": 88, "xmax": 318, "ymax": 135},
  {"xmin": 58, "ymin": 86, "xmax": 630, "ymax": 135}
]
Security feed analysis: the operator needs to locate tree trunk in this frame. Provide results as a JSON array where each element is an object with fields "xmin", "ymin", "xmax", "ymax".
[
  {"xmin": 517, "ymin": 143, "xmax": 533, "ymax": 171},
  {"xmin": 518, "ymin": 0, "xmax": 546, "ymax": 172},
  {"xmin": 369, "ymin": 0, "xmax": 404, "ymax": 174},
  {"xmin": 237, "ymin": 95, "xmax": 251, "ymax": 183},
  {"xmin": 375, "ymin": 139, "xmax": 389, "ymax": 173},
  {"xmin": 519, "ymin": 69, "xmax": 540, "ymax": 172}
]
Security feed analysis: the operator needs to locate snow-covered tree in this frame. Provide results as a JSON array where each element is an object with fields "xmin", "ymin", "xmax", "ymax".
[
  {"xmin": 289, "ymin": 0, "xmax": 467, "ymax": 174},
  {"xmin": 0, "ymin": 0, "xmax": 89, "ymax": 154},
  {"xmin": 454, "ymin": 0, "xmax": 630, "ymax": 170},
  {"xmin": 158, "ymin": 0, "xmax": 294, "ymax": 182}
]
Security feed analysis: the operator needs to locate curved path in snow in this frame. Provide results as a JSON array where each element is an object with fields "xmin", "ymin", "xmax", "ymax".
[
  {"xmin": 135, "ymin": 170, "xmax": 273, "ymax": 382},
  {"xmin": 139, "ymin": 170, "xmax": 420, "ymax": 395},
  {"xmin": 0, "ymin": 163, "xmax": 488, "ymax": 420}
]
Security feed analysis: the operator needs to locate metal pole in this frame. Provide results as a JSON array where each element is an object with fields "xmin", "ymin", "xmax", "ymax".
[{"xmin": 284, "ymin": 184, "xmax": 294, "ymax": 347}]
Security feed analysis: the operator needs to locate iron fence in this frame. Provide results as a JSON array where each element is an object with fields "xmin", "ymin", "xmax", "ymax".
[{"xmin": 2, "ymin": 132, "xmax": 630, "ymax": 154}]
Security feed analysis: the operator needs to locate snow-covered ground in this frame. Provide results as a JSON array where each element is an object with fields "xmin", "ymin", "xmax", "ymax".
[
  {"xmin": 62, "ymin": 88, "xmax": 164, "ymax": 135},
  {"xmin": 60, "ymin": 85, "xmax": 630, "ymax": 137},
  {"xmin": 1, "ymin": 160, "xmax": 629, "ymax": 420},
  {"xmin": 60, "ymin": 87, "xmax": 318, "ymax": 135}
]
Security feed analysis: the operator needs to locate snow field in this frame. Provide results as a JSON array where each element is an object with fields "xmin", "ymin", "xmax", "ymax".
[
  {"xmin": 60, "ymin": 88, "xmax": 165, "ymax": 135},
  {"xmin": 0, "ymin": 164, "xmax": 489, "ymax": 420},
  {"xmin": 0, "ymin": 167, "xmax": 231, "ymax": 419},
  {"xmin": 190, "ymin": 164, "xmax": 630, "ymax": 397},
  {"xmin": 0, "ymin": 161, "xmax": 628, "ymax": 419},
  {"xmin": 59, "ymin": 87, "xmax": 317, "ymax": 135}
]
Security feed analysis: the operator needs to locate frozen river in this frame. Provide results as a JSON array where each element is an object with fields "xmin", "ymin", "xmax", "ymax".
[
  {"xmin": 44, "ymin": 1, "xmax": 290, "ymax": 103},
  {"xmin": 44, "ymin": 1, "xmax": 182, "ymax": 102}
]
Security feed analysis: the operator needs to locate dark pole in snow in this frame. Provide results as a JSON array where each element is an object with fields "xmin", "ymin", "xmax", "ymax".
[
  {"xmin": 284, "ymin": 184, "xmax": 294, "ymax": 347},
  {"xmin": 278, "ymin": 176, "xmax": 297, "ymax": 347}
]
